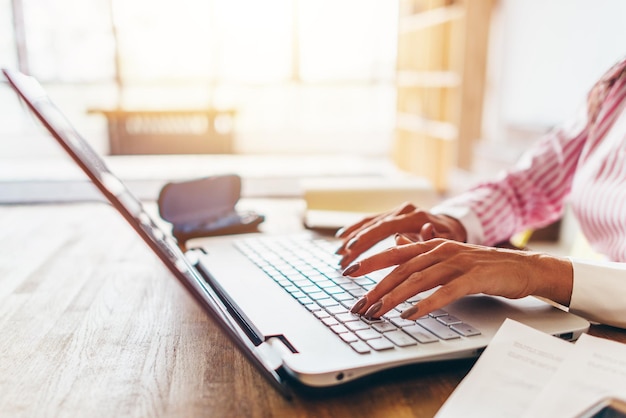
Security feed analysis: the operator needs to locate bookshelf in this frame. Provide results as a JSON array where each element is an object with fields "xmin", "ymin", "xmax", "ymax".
[{"xmin": 393, "ymin": 0, "xmax": 494, "ymax": 192}]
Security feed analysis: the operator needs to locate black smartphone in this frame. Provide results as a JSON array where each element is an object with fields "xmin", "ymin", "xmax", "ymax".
[
  {"xmin": 577, "ymin": 397, "xmax": 626, "ymax": 418},
  {"xmin": 172, "ymin": 210, "xmax": 265, "ymax": 241}
]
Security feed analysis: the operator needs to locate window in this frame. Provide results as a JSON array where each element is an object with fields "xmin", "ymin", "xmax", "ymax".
[{"xmin": 2, "ymin": 0, "xmax": 399, "ymax": 157}]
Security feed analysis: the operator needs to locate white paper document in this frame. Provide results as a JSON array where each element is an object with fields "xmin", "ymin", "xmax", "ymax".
[
  {"xmin": 523, "ymin": 333, "xmax": 626, "ymax": 418},
  {"xmin": 436, "ymin": 318, "xmax": 626, "ymax": 418}
]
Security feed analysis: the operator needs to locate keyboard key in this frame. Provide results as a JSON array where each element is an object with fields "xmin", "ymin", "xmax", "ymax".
[
  {"xmin": 304, "ymin": 304, "xmax": 321, "ymax": 312},
  {"xmin": 395, "ymin": 302, "xmax": 415, "ymax": 312},
  {"xmin": 298, "ymin": 296, "xmax": 314, "ymax": 305},
  {"xmin": 332, "ymin": 292, "xmax": 354, "ymax": 301},
  {"xmin": 299, "ymin": 285, "xmax": 319, "ymax": 294},
  {"xmin": 350, "ymin": 341, "xmax": 371, "ymax": 354},
  {"xmin": 340, "ymin": 299, "xmax": 357, "ymax": 309},
  {"xmin": 326, "ymin": 305, "xmax": 348, "ymax": 315},
  {"xmin": 355, "ymin": 329, "xmax": 382, "ymax": 340},
  {"xmin": 322, "ymin": 317, "xmax": 339, "ymax": 326},
  {"xmin": 361, "ymin": 316, "xmax": 384, "ymax": 324},
  {"xmin": 318, "ymin": 298, "xmax": 339, "ymax": 307},
  {"xmin": 330, "ymin": 277, "xmax": 352, "ymax": 285},
  {"xmin": 383, "ymin": 309, "xmax": 402, "ymax": 319},
  {"xmin": 436, "ymin": 315, "xmax": 462, "ymax": 326},
  {"xmin": 384, "ymin": 331, "xmax": 418, "ymax": 347},
  {"xmin": 340, "ymin": 332, "xmax": 359, "ymax": 343},
  {"xmin": 330, "ymin": 324, "xmax": 349, "ymax": 334},
  {"xmin": 402, "ymin": 325, "xmax": 439, "ymax": 343},
  {"xmin": 428, "ymin": 309, "xmax": 449, "ymax": 318},
  {"xmin": 348, "ymin": 288, "xmax": 367, "ymax": 298},
  {"xmin": 341, "ymin": 283, "xmax": 361, "ymax": 291},
  {"xmin": 316, "ymin": 280, "xmax": 336, "ymax": 288},
  {"xmin": 308, "ymin": 292, "xmax": 330, "ymax": 301},
  {"xmin": 372, "ymin": 322, "xmax": 398, "ymax": 333},
  {"xmin": 366, "ymin": 338, "xmax": 395, "ymax": 351},
  {"xmin": 390, "ymin": 317, "xmax": 417, "ymax": 328},
  {"xmin": 324, "ymin": 286, "xmax": 345, "ymax": 295},
  {"xmin": 335, "ymin": 312, "xmax": 361, "ymax": 323},
  {"xmin": 291, "ymin": 279, "xmax": 312, "ymax": 287},
  {"xmin": 416, "ymin": 318, "xmax": 460, "ymax": 340},
  {"xmin": 353, "ymin": 277, "xmax": 375, "ymax": 286},
  {"xmin": 314, "ymin": 310, "xmax": 330, "ymax": 319},
  {"xmin": 450, "ymin": 323, "xmax": 481, "ymax": 337},
  {"xmin": 346, "ymin": 321, "xmax": 370, "ymax": 332}
]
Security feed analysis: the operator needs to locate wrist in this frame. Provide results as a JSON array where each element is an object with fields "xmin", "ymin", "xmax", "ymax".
[
  {"xmin": 532, "ymin": 254, "xmax": 573, "ymax": 306},
  {"xmin": 447, "ymin": 216, "xmax": 468, "ymax": 243}
]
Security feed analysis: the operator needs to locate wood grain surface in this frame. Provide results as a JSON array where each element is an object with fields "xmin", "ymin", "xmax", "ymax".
[{"xmin": 0, "ymin": 201, "xmax": 623, "ymax": 418}]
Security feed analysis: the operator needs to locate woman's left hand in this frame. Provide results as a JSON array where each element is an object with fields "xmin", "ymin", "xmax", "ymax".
[{"xmin": 343, "ymin": 237, "xmax": 574, "ymax": 320}]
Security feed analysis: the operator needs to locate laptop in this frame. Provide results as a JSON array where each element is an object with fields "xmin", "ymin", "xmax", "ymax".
[{"xmin": 3, "ymin": 68, "xmax": 590, "ymax": 398}]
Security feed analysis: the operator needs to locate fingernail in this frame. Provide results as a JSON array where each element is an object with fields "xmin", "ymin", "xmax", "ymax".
[
  {"xmin": 364, "ymin": 301, "xmax": 383, "ymax": 319},
  {"xmin": 400, "ymin": 305, "xmax": 419, "ymax": 319},
  {"xmin": 342, "ymin": 263, "xmax": 360, "ymax": 276},
  {"xmin": 346, "ymin": 237, "xmax": 358, "ymax": 250},
  {"xmin": 335, "ymin": 227, "xmax": 346, "ymax": 238},
  {"xmin": 350, "ymin": 297, "xmax": 367, "ymax": 313},
  {"xmin": 394, "ymin": 233, "xmax": 407, "ymax": 243}
]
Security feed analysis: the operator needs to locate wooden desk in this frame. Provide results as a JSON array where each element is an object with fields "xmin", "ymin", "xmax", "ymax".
[{"xmin": 1, "ymin": 201, "xmax": 624, "ymax": 417}]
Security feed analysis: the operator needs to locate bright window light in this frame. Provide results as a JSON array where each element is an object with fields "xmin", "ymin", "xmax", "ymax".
[{"xmin": 3, "ymin": 0, "xmax": 399, "ymax": 156}]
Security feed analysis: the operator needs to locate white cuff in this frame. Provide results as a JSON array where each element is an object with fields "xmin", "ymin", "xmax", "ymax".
[{"xmin": 569, "ymin": 257, "xmax": 626, "ymax": 329}]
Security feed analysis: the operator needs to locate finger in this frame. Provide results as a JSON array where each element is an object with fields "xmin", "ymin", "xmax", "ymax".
[
  {"xmin": 422, "ymin": 214, "xmax": 465, "ymax": 242},
  {"xmin": 420, "ymin": 223, "xmax": 435, "ymax": 240},
  {"xmin": 401, "ymin": 281, "xmax": 469, "ymax": 320},
  {"xmin": 335, "ymin": 214, "xmax": 378, "ymax": 239},
  {"xmin": 338, "ymin": 210, "xmax": 427, "ymax": 268},
  {"xmin": 421, "ymin": 220, "xmax": 455, "ymax": 241},
  {"xmin": 360, "ymin": 270, "xmax": 432, "ymax": 318},
  {"xmin": 336, "ymin": 207, "xmax": 408, "ymax": 255},
  {"xmin": 343, "ymin": 239, "xmax": 444, "ymax": 277},
  {"xmin": 394, "ymin": 233, "xmax": 414, "ymax": 245},
  {"xmin": 349, "ymin": 243, "xmax": 448, "ymax": 316},
  {"xmin": 343, "ymin": 202, "xmax": 416, "ymax": 240},
  {"xmin": 365, "ymin": 254, "xmax": 462, "ymax": 318},
  {"xmin": 335, "ymin": 215, "xmax": 379, "ymax": 254},
  {"xmin": 337, "ymin": 203, "xmax": 417, "ymax": 249}
]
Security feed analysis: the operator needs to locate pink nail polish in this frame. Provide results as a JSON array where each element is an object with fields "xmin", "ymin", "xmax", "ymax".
[
  {"xmin": 364, "ymin": 301, "xmax": 382, "ymax": 319},
  {"xmin": 342, "ymin": 263, "xmax": 360, "ymax": 276},
  {"xmin": 350, "ymin": 297, "xmax": 367, "ymax": 313}
]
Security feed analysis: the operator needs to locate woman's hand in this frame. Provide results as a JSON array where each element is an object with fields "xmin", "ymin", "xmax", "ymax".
[
  {"xmin": 335, "ymin": 202, "xmax": 467, "ymax": 269},
  {"xmin": 343, "ymin": 237, "xmax": 574, "ymax": 320}
]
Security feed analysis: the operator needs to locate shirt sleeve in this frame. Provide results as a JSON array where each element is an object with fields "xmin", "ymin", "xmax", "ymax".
[
  {"xmin": 432, "ymin": 107, "xmax": 590, "ymax": 246},
  {"xmin": 569, "ymin": 257, "xmax": 626, "ymax": 329}
]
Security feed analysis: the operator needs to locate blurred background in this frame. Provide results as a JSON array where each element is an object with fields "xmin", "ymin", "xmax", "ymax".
[{"xmin": 1, "ymin": 0, "xmax": 626, "ymax": 202}]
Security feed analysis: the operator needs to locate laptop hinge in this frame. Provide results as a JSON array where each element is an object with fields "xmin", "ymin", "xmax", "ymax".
[
  {"xmin": 256, "ymin": 339, "xmax": 287, "ymax": 371},
  {"xmin": 266, "ymin": 335, "xmax": 298, "ymax": 354}
]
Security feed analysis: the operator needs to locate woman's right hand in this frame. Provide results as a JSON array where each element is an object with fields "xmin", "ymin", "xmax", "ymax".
[{"xmin": 335, "ymin": 202, "xmax": 468, "ymax": 269}]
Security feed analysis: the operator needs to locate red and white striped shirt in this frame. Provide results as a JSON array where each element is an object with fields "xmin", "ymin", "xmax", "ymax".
[{"xmin": 433, "ymin": 56, "xmax": 626, "ymax": 328}]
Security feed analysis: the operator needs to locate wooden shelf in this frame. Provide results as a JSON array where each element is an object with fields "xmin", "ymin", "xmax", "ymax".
[
  {"xmin": 396, "ymin": 70, "xmax": 461, "ymax": 88},
  {"xmin": 392, "ymin": 0, "xmax": 493, "ymax": 192},
  {"xmin": 395, "ymin": 113, "xmax": 458, "ymax": 140},
  {"xmin": 398, "ymin": 4, "xmax": 464, "ymax": 33}
]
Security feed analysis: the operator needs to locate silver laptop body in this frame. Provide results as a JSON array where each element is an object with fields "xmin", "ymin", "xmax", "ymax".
[{"xmin": 4, "ymin": 68, "xmax": 590, "ymax": 397}]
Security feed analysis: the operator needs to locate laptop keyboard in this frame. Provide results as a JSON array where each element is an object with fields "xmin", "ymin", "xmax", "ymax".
[{"xmin": 235, "ymin": 236, "xmax": 481, "ymax": 354}]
